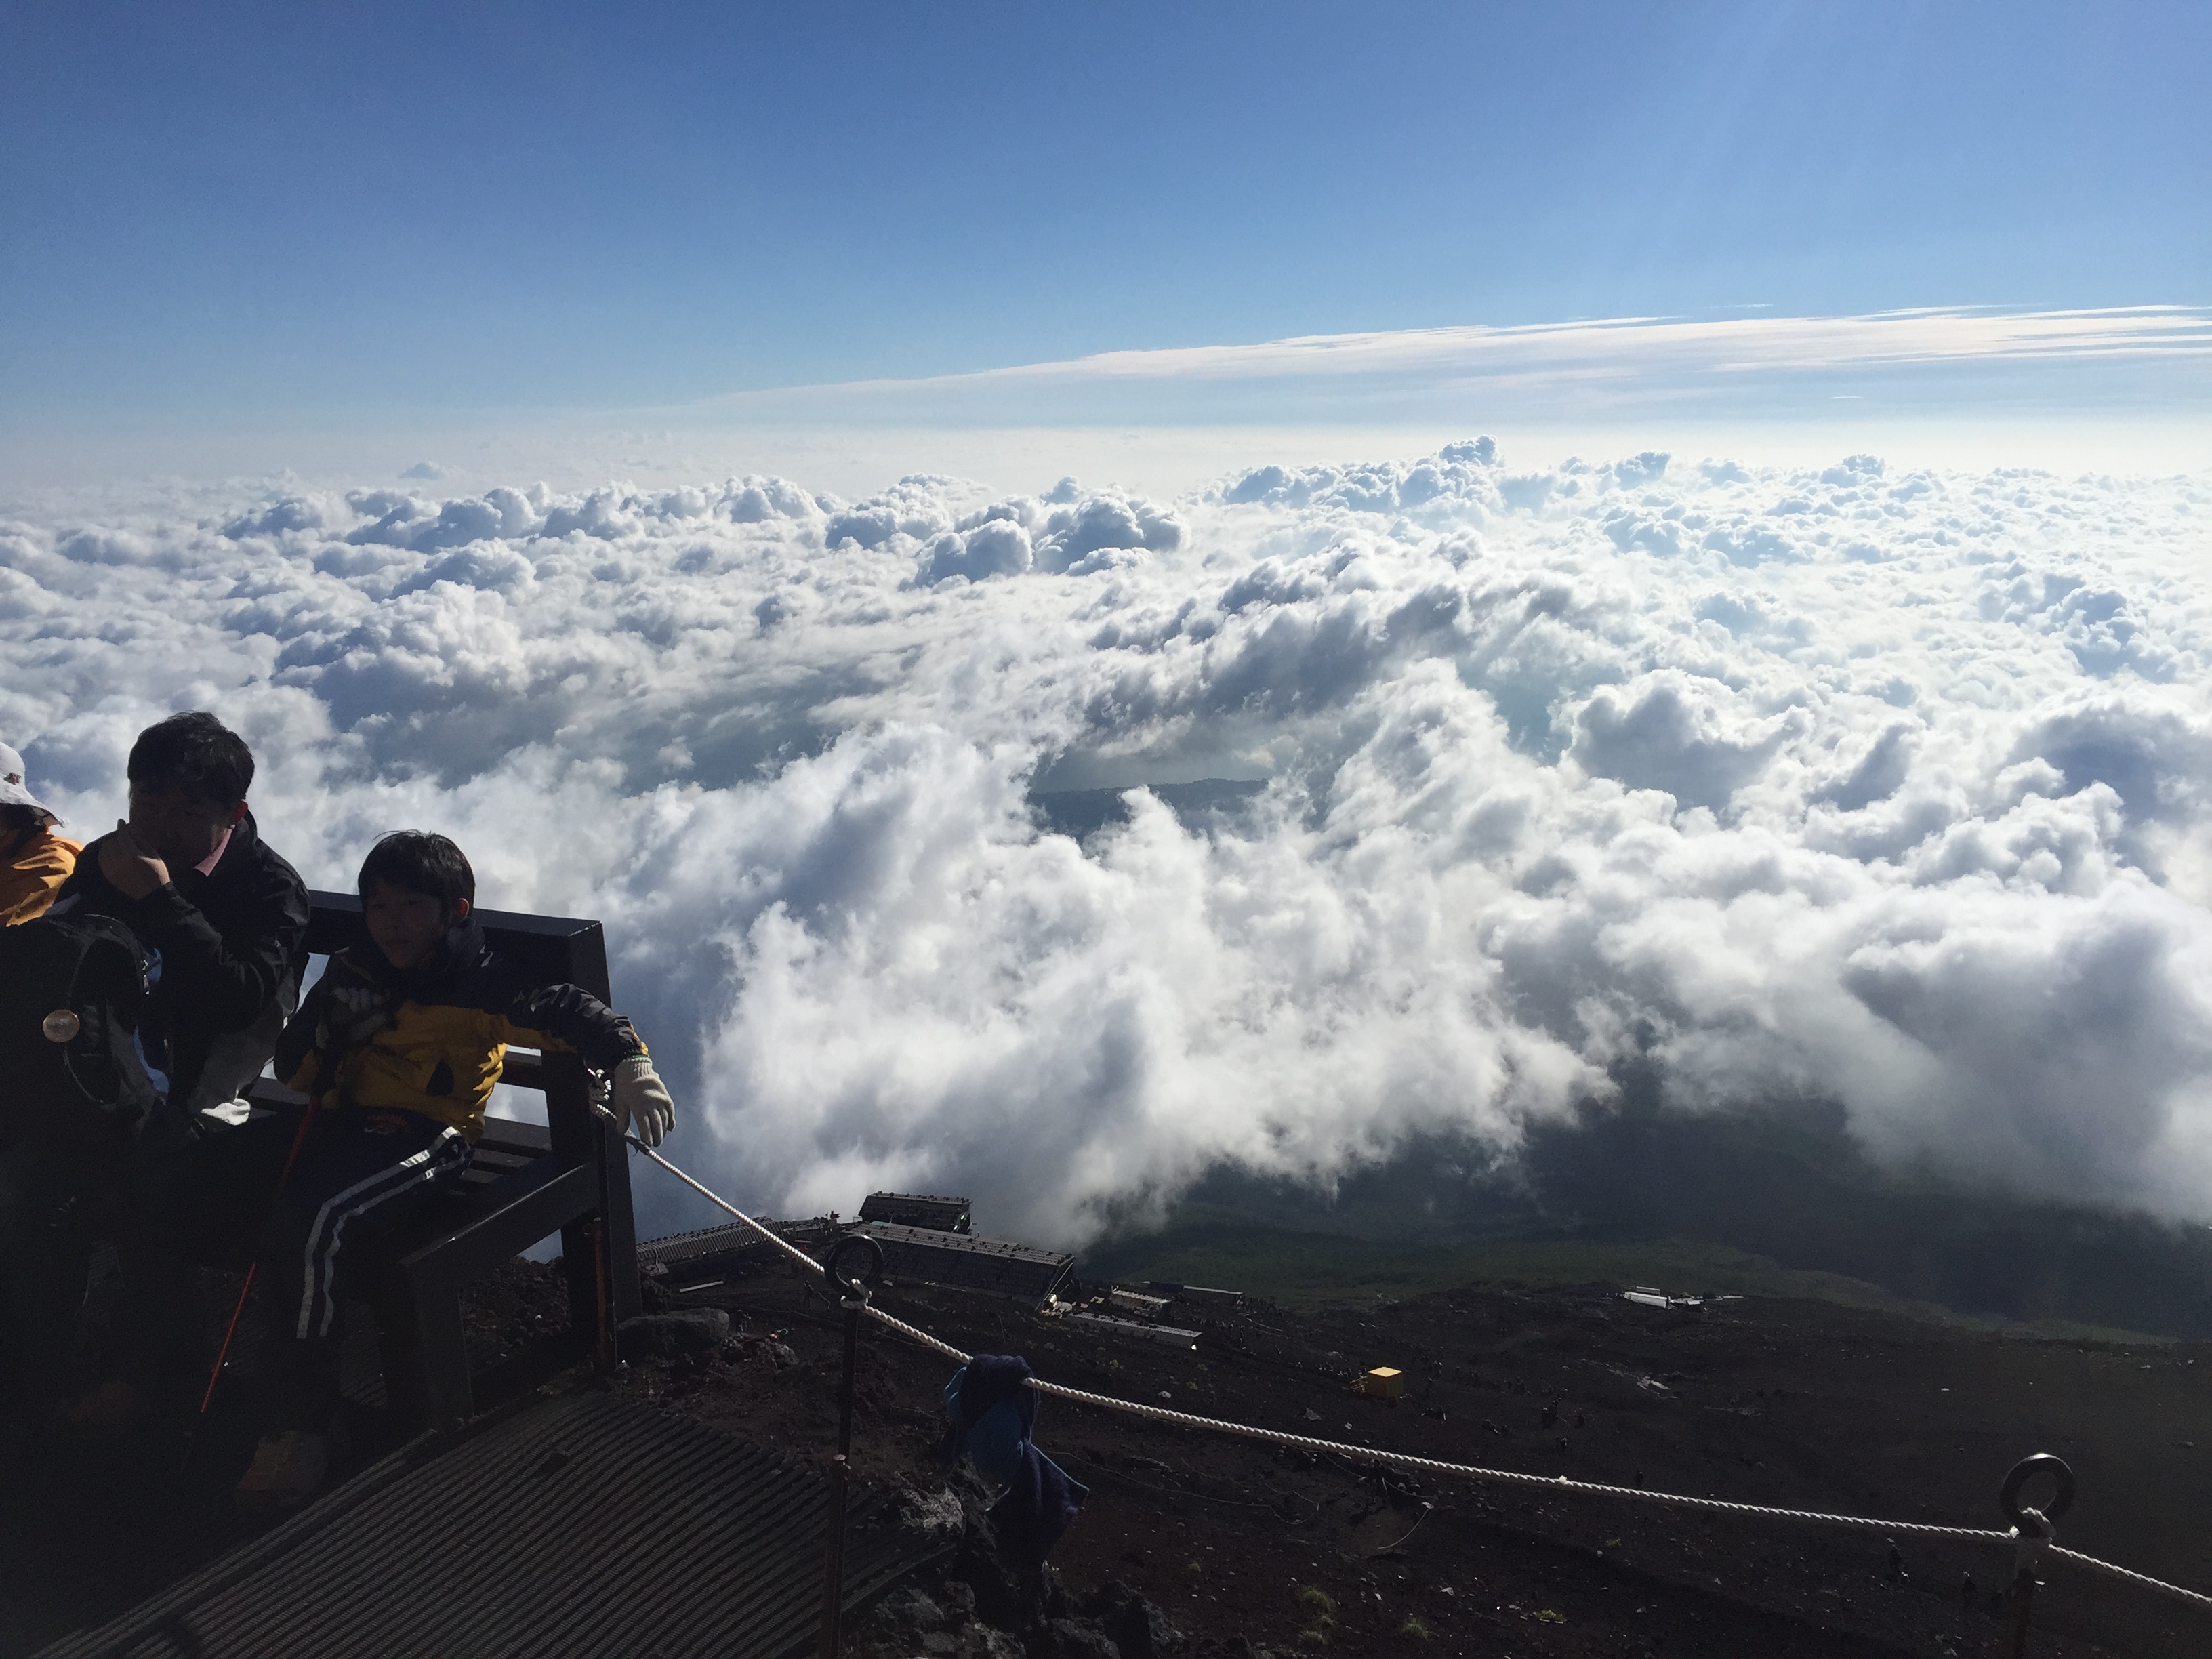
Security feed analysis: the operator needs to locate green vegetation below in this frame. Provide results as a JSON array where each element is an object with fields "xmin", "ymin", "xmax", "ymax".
[{"xmin": 1080, "ymin": 1208, "xmax": 2172, "ymax": 1343}]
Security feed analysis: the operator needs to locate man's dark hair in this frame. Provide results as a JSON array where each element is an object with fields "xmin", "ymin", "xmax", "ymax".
[
  {"xmin": 358, "ymin": 832, "xmax": 476, "ymax": 914},
  {"xmin": 127, "ymin": 712, "xmax": 254, "ymax": 806}
]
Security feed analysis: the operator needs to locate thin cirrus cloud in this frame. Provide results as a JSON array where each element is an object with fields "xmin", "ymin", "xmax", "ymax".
[
  {"xmin": 6, "ymin": 308, "xmax": 2204, "ymax": 498},
  {"xmin": 6, "ymin": 436, "xmax": 2211, "ymax": 1246},
  {"xmin": 683, "ymin": 306, "xmax": 2212, "ymax": 428}
]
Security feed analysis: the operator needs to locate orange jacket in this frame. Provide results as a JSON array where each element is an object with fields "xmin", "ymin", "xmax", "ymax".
[{"xmin": 1, "ymin": 827, "xmax": 83, "ymax": 926}]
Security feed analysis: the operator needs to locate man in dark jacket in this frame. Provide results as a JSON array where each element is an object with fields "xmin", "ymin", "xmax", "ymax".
[
  {"xmin": 4, "ymin": 712, "xmax": 308, "ymax": 1422},
  {"xmin": 49, "ymin": 712, "xmax": 310, "ymax": 1122}
]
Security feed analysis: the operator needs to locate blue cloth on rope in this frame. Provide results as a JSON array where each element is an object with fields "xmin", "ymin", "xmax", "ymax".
[{"xmin": 937, "ymin": 1353, "xmax": 1087, "ymax": 1571}]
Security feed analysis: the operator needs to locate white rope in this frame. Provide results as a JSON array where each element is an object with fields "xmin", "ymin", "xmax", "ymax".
[
  {"xmin": 1028, "ymin": 1378, "xmax": 2000, "ymax": 1542},
  {"xmin": 607, "ymin": 1118, "xmax": 2212, "ymax": 1614},
  {"xmin": 2049, "ymin": 1547, "xmax": 2212, "ymax": 1611},
  {"xmin": 613, "ymin": 1120, "xmax": 972, "ymax": 1365}
]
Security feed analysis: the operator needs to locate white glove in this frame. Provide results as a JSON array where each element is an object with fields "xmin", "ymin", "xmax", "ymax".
[
  {"xmin": 611, "ymin": 1054, "xmax": 675, "ymax": 1147},
  {"xmin": 317, "ymin": 983, "xmax": 391, "ymax": 1053}
]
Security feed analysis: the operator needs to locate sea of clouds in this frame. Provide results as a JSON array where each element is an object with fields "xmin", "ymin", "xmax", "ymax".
[{"xmin": 6, "ymin": 441, "xmax": 2211, "ymax": 1241}]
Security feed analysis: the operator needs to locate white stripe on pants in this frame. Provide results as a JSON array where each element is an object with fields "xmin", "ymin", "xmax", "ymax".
[{"xmin": 295, "ymin": 1128, "xmax": 471, "ymax": 1339}]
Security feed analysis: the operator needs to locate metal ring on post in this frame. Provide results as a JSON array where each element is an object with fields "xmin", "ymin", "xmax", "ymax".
[
  {"xmin": 2000, "ymin": 1454, "xmax": 2075, "ymax": 1528},
  {"xmin": 826, "ymin": 1234, "xmax": 885, "ymax": 1307}
]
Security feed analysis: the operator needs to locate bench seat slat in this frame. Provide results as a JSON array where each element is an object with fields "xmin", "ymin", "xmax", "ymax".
[{"xmin": 393, "ymin": 1162, "xmax": 596, "ymax": 1282}]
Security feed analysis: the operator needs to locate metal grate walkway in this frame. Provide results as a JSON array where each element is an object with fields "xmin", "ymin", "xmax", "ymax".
[{"xmin": 35, "ymin": 1389, "xmax": 947, "ymax": 1659}]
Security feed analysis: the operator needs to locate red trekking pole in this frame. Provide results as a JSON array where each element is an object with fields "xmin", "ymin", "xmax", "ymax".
[{"xmin": 194, "ymin": 1101, "xmax": 320, "ymax": 1416}]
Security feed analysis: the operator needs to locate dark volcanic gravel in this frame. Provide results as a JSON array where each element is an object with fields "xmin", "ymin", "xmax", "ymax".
[{"xmin": 491, "ymin": 1249, "xmax": 2212, "ymax": 1659}]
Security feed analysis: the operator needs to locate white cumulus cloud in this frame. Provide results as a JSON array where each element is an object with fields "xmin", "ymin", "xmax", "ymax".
[{"xmin": 5, "ymin": 441, "xmax": 2211, "ymax": 1241}]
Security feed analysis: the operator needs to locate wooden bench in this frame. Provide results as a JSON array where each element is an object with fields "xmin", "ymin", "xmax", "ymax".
[{"xmin": 241, "ymin": 892, "xmax": 642, "ymax": 1434}]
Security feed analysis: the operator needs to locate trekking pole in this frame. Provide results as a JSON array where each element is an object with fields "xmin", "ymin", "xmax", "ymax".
[
  {"xmin": 816, "ymin": 1233, "xmax": 884, "ymax": 1659},
  {"xmin": 1999, "ymin": 1454, "xmax": 2073, "ymax": 1659},
  {"xmin": 179, "ymin": 1101, "xmax": 320, "ymax": 1471},
  {"xmin": 197, "ymin": 1102, "xmax": 320, "ymax": 1412}
]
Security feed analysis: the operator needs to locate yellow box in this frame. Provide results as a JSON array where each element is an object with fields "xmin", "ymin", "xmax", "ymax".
[{"xmin": 1357, "ymin": 1367, "xmax": 1404, "ymax": 1399}]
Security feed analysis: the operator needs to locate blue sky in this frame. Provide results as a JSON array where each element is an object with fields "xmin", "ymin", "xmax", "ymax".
[{"xmin": 3, "ymin": 0, "xmax": 2207, "ymax": 428}]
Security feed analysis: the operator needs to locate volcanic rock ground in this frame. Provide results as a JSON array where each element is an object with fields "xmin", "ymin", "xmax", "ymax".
[
  {"xmin": 501, "ymin": 1248, "xmax": 2210, "ymax": 1659},
  {"xmin": 3, "ymin": 1252, "xmax": 2206, "ymax": 1658}
]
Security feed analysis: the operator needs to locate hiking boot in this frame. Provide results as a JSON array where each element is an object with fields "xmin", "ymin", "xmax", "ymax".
[
  {"xmin": 235, "ymin": 1429, "xmax": 331, "ymax": 1511},
  {"xmin": 57, "ymin": 1379, "xmax": 154, "ymax": 1438}
]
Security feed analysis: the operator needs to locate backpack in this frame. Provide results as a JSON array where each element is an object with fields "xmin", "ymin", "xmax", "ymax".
[{"xmin": 0, "ymin": 910, "xmax": 160, "ymax": 1150}]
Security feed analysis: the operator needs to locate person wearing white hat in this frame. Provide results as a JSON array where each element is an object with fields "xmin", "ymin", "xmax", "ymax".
[
  {"xmin": 0, "ymin": 741, "xmax": 82, "ymax": 927},
  {"xmin": 0, "ymin": 743, "xmax": 86, "ymax": 1418}
]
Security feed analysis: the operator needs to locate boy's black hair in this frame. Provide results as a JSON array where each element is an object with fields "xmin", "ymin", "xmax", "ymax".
[
  {"xmin": 1, "ymin": 803, "xmax": 45, "ymax": 838},
  {"xmin": 358, "ymin": 832, "xmax": 476, "ymax": 915},
  {"xmin": 127, "ymin": 712, "xmax": 254, "ymax": 806}
]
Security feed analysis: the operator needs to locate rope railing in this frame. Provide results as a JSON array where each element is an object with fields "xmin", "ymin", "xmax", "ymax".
[{"xmin": 605, "ymin": 1116, "xmax": 2212, "ymax": 1618}]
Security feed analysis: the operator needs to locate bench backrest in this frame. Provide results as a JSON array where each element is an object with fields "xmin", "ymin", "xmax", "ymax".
[{"xmin": 304, "ymin": 890, "xmax": 613, "ymax": 1004}]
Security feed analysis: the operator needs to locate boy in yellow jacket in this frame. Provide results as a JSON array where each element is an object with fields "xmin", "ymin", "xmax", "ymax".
[{"xmin": 237, "ymin": 832, "xmax": 673, "ymax": 1506}]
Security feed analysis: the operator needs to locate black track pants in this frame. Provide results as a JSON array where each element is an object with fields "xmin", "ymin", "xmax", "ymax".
[{"xmin": 255, "ymin": 1110, "xmax": 472, "ymax": 1430}]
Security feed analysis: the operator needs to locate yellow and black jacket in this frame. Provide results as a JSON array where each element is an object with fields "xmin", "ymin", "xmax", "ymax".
[{"xmin": 274, "ymin": 918, "xmax": 645, "ymax": 1142}]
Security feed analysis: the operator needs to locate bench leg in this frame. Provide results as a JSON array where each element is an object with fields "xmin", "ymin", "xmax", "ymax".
[
  {"xmin": 372, "ymin": 1258, "xmax": 471, "ymax": 1435},
  {"xmin": 547, "ymin": 1052, "xmax": 642, "ymax": 1348}
]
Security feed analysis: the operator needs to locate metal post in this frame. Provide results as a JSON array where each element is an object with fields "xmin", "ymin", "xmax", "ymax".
[
  {"xmin": 2008, "ymin": 1569, "xmax": 2039, "ymax": 1659},
  {"xmin": 1996, "ymin": 1454, "xmax": 2074, "ymax": 1659},
  {"xmin": 817, "ymin": 1234, "xmax": 884, "ymax": 1659},
  {"xmin": 589, "ymin": 1213, "xmax": 615, "ymax": 1374}
]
